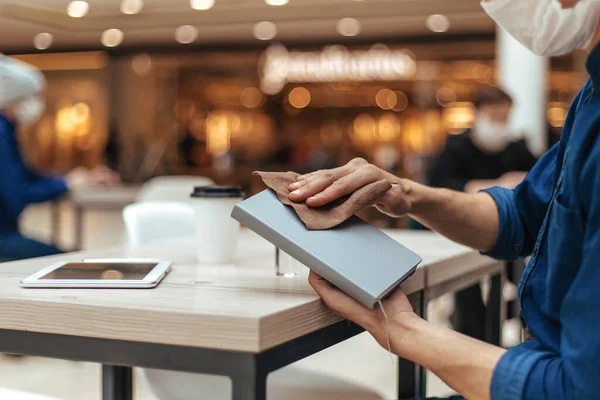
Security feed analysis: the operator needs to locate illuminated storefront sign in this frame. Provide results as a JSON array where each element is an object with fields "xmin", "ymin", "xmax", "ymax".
[{"xmin": 260, "ymin": 44, "xmax": 417, "ymax": 94}]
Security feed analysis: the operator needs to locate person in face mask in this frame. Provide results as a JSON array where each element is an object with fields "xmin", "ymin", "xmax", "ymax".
[
  {"xmin": 428, "ymin": 85, "xmax": 538, "ymax": 196},
  {"xmin": 0, "ymin": 56, "xmax": 119, "ymax": 261},
  {"xmin": 426, "ymin": 86, "xmax": 538, "ymax": 343},
  {"xmin": 286, "ymin": 1, "xmax": 600, "ymax": 399}
]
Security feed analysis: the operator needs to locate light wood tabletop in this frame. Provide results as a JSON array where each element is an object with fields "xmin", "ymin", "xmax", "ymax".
[
  {"xmin": 69, "ymin": 185, "xmax": 141, "ymax": 209},
  {"xmin": 0, "ymin": 229, "xmax": 491, "ymax": 353},
  {"xmin": 384, "ymin": 231, "xmax": 499, "ymax": 288}
]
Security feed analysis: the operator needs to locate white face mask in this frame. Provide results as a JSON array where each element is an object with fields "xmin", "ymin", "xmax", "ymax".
[
  {"xmin": 14, "ymin": 97, "xmax": 45, "ymax": 125},
  {"xmin": 472, "ymin": 115, "xmax": 511, "ymax": 153},
  {"xmin": 481, "ymin": 0, "xmax": 600, "ymax": 57}
]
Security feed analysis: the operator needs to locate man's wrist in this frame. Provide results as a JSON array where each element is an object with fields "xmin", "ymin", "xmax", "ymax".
[
  {"xmin": 388, "ymin": 312, "xmax": 428, "ymax": 357},
  {"xmin": 401, "ymin": 179, "xmax": 445, "ymax": 216}
]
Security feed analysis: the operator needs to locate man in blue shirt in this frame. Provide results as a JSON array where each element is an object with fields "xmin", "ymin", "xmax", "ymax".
[
  {"xmin": 0, "ymin": 56, "xmax": 118, "ymax": 261},
  {"xmin": 287, "ymin": 0, "xmax": 600, "ymax": 398}
]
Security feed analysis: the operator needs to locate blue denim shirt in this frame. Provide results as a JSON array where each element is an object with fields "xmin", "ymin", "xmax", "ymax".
[
  {"xmin": 0, "ymin": 114, "xmax": 68, "ymax": 235},
  {"xmin": 485, "ymin": 45, "xmax": 600, "ymax": 400}
]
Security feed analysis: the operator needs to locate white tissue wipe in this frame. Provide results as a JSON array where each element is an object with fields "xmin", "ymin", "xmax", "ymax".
[{"xmin": 377, "ymin": 299, "xmax": 395, "ymax": 366}]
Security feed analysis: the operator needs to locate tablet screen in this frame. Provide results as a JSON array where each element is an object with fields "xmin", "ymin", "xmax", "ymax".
[{"xmin": 40, "ymin": 262, "xmax": 158, "ymax": 280}]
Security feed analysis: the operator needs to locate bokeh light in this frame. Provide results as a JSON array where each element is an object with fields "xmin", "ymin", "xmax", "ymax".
[
  {"xmin": 190, "ymin": 0, "xmax": 215, "ymax": 10},
  {"xmin": 337, "ymin": 18, "xmax": 361, "ymax": 37},
  {"xmin": 253, "ymin": 21, "xmax": 278, "ymax": 41},
  {"xmin": 240, "ymin": 87, "xmax": 264, "ymax": 108},
  {"xmin": 121, "ymin": 0, "xmax": 144, "ymax": 15},
  {"xmin": 33, "ymin": 33, "xmax": 53, "ymax": 50},
  {"xmin": 101, "ymin": 29, "xmax": 124, "ymax": 47},
  {"xmin": 175, "ymin": 25, "xmax": 199, "ymax": 44},
  {"xmin": 289, "ymin": 87, "xmax": 311, "ymax": 109},
  {"xmin": 67, "ymin": 1, "xmax": 89, "ymax": 18},
  {"xmin": 426, "ymin": 14, "xmax": 450, "ymax": 33}
]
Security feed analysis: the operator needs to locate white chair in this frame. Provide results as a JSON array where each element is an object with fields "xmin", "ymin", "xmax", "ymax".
[
  {"xmin": 0, "ymin": 388, "xmax": 63, "ymax": 400},
  {"xmin": 137, "ymin": 176, "xmax": 215, "ymax": 203},
  {"xmin": 122, "ymin": 202, "xmax": 195, "ymax": 248},
  {"xmin": 123, "ymin": 205, "xmax": 382, "ymax": 400}
]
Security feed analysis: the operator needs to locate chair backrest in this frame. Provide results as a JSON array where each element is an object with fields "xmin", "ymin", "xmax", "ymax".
[
  {"xmin": 122, "ymin": 202, "xmax": 195, "ymax": 247},
  {"xmin": 136, "ymin": 176, "xmax": 215, "ymax": 203}
]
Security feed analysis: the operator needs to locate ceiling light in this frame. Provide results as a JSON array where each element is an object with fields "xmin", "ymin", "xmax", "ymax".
[
  {"xmin": 253, "ymin": 21, "xmax": 277, "ymax": 41},
  {"xmin": 101, "ymin": 29, "xmax": 124, "ymax": 47},
  {"xmin": 175, "ymin": 25, "xmax": 199, "ymax": 44},
  {"xmin": 121, "ymin": 0, "xmax": 144, "ymax": 15},
  {"xmin": 190, "ymin": 0, "xmax": 215, "ymax": 10},
  {"xmin": 265, "ymin": 0, "xmax": 289, "ymax": 6},
  {"xmin": 33, "ymin": 33, "xmax": 53, "ymax": 50},
  {"xmin": 131, "ymin": 53, "xmax": 152, "ymax": 76},
  {"xmin": 337, "ymin": 18, "xmax": 361, "ymax": 37},
  {"xmin": 426, "ymin": 14, "xmax": 450, "ymax": 33},
  {"xmin": 67, "ymin": 1, "xmax": 89, "ymax": 18}
]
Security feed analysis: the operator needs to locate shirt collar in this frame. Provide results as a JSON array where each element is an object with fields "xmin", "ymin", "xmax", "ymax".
[{"xmin": 586, "ymin": 42, "xmax": 600, "ymax": 90}]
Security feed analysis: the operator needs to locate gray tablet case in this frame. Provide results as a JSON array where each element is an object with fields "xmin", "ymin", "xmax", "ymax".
[{"xmin": 231, "ymin": 189, "xmax": 422, "ymax": 309}]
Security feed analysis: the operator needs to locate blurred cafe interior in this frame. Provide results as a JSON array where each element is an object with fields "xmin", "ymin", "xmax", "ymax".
[
  {"xmin": 1, "ymin": 0, "xmax": 588, "ymax": 230},
  {"xmin": 0, "ymin": 0, "xmax": 593, "ymax": 399}
]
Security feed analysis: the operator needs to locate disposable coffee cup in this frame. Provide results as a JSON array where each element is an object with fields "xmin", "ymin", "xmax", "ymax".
[{"xmin": 190, "ymin": 186, "xmax": 245, "ymax": 264}]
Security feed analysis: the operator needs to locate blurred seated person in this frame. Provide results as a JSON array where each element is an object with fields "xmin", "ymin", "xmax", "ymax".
[
  {"xmin": 427, "ymin": 85, "xmax": 538, "ymax": 341},
  {"xmin": 0, "ymin": 55, "xmax": 119, "ymax": 261},
  {"xmin": 429, "ymin": 85, "xmax": 537, "ymax": 194}
]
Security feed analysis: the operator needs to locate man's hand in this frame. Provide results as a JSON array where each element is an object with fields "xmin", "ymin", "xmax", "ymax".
[
  {"xmin": 65, "ymin": 165, "xmax": 120, "ymax": 189},
  {"xmin": 91, "ymin": 165, "xmax": 121, "ymax": 185},
  {"xmin": 288, "ymin": 158, "xmax": 411, "ymax": 218},
  {"xmin": 308, "ymin": 271, "xmax": 417, "ymax": 350}
]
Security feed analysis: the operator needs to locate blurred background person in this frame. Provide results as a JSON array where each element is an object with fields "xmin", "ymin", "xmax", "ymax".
[
  {"xmin": 428, "ymin": 85, "xmax": 537, "ymax": 194},
  {"xmin": 0, "ymin": 55, "xmax": 119, "ymax": 261},
  {"xmin": 426, "ymin": 85, "xmax": 537, "ymax": 341}
]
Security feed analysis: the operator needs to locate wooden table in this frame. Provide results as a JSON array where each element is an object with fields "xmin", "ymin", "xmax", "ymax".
[
  {"xmin": 0, "ymin": 230, "xmax": 503, "ymax": 400},
  {"xmin": 386, "ymin": 231, "xmax": 506, "ymax": 347},
  {"xmin": 51, "ymin": 185, "xmax": 140, "ymax": 250}
]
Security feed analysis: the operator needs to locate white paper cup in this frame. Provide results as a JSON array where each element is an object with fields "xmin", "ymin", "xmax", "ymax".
[{"xmin": 190, "ymin": 186, "xmax": 244, "ymax": 264}]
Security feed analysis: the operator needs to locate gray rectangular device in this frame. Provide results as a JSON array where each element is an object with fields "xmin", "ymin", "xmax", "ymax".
[{"xmin": 231, "ymin": 189, "xmax": 422, "ymax": 309}]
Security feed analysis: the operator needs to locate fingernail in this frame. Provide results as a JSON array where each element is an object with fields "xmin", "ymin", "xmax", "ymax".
[
  {"xmin": 291, "ymin": 189, "xmax": 301, "ymax": 195},
  {"xmin": 289, "ymin": 182, "xmax": 300, "ymax": 189}
]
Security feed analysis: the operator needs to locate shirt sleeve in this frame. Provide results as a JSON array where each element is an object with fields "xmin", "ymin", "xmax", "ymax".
[
  {"xmin": 490, "ymin": 139, "xmax": 600, "ymax": 400},
  {"xmin": 0, "ymin": 132, "xmax": 68, "ymax": 219},
  {"xmin": 26, "ymin": 174, "xmax": 69, "ymax": 204},
  {"xmin": 481, "ymin": 143, "xmax": 558, "ymax": 260}
]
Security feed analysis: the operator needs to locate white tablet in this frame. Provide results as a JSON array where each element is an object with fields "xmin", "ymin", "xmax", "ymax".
[{"xmin": 20, "ymin": 258, "xmax": 172, "ymax": 288}]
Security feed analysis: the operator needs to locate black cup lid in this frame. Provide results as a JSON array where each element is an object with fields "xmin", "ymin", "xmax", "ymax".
[{"xmin": 191, "ymin": 185, "xmax": 244, "ymax": 198}]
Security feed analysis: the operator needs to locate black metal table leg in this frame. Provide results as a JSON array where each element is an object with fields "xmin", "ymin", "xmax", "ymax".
[
  {"xmin": 50, "ymin": 200, "xmax": 61, "ymax": 247},
  {"xmin": 102, "ymin": 365, "xmax": 133, "ymax": 400},
  {"xmin": 485, "ymin": 272, "xmax": 505, "ymax": 346},
  {"xmin": 398, "ymin": 290, "xmax": 427, "ymax": 400},
  {"xmin": 74, "ymin": 206, "xmax": 84, "ymax": 251},
  {"xmin": 232, "ymin": 358, "xmax": 267, "ymax": 400}
]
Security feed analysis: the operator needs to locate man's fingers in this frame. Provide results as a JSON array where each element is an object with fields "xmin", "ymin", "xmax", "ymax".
[
  {"xmin": 297, "ymin": 170, "xmax": 322, "ymax": 181},
  {"xmin": 288, "ymin": 165, "xmax": 354, "ymax": 202},
  {"xmin": 305, "ymin": 167, "xmax": 379, "ymax": 207},
  {"xmin": 308, "ymin": 271, "xmax": 368, "ymax": 318},
  {"xmin": 292, "ymin": 162, "xmax": 358, "ymax": 188},
  {"xmin": 289, "ymin": 173, "xmax": 338, "ymax": 202}
]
